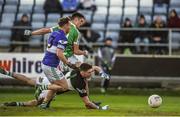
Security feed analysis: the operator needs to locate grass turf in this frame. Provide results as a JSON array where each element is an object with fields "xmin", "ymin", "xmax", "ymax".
[{"xmin": 0, "ymin": 88, "xmax": 180, "ymax": 116}]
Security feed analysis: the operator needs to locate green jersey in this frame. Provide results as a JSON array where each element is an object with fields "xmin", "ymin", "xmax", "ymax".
[{"xmin": 50, "ymin": 22, "xmax": 80, "ymax": 58}]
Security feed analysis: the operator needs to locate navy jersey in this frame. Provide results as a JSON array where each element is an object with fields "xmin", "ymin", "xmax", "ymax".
[{"xmin": 42, "ymin": 30, "xmax": 68, "ymax": 67}]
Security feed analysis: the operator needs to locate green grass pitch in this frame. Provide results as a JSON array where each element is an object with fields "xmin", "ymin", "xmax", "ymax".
[{"xmin": 0, "ymin": 88, "xmax": 180, "ymax": 116}]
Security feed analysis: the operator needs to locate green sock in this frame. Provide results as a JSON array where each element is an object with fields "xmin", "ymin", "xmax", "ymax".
[
  {"xmin": 16, "ymin": 102, "xmax": 25, "ymax": 106},
  {"xmin": 39, "ymin": 85, "xmax": 48, "ymax": 90}
]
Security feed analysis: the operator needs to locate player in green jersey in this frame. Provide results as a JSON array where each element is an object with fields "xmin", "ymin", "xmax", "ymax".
[{"xmin": 24, "ymin": 12, "xmax": 87, "ymax": 65}]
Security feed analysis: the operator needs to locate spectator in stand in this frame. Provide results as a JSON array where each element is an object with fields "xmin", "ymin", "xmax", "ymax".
[
  {"xmin": 167, "ymin": 9, "xmax": 180, "ymax": 28},
  {"xmin": 9, "ymin": 14, "xmax": 31, "ymax": 52},
  {"xmin": 98, "ymin": 37, "xmax": 115, "ymax": 93},
  {"xmin": 79, "ymin": 22, "xmax": 100, "ymax": 53},
  {"xmin": 61, "ymin": 0, "xmax": 79, "ymax": 13},
  {"xmin": 150, "ymin": 15, "xmax": 167, "ymax": 54},
  {"xmin": 43, "ymin": 0, "xmax": 62, "ymax": 15},
  {"xmin": 134, "ymin": 15, "xmax": 150, "ymax": 54},
  {"xmin": 79, "ymin": 0, "xmax": 97, "ymax": 11},
  {"xmin": 119, "ymin": 18, "xmax": 134, "ymax": 54}
]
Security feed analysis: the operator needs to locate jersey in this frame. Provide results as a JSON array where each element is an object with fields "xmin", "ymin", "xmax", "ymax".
[
  {"xmin": 66, "ymin": 70, "xmax": 87, "ymax": 97},
  {"xmin": 50, "ymin": 22, "xmax": 80, "ymax": 58},
  {"xmin": 42, "ymin": 30, "xmax": 68, "ymax": 68}
]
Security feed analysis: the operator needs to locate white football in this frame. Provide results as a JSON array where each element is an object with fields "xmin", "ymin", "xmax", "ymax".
[{"xmin": 148, "ymin": 94, "xmax": 162, "ymax": 108}]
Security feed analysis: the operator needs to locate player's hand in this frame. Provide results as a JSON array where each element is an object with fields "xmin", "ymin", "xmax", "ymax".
[
  {"xmin": 99, "ymin": 71, "xmax": 110, "ymax": 80},
  {"xmin": 101, "ymin": 105, "xmax": 109, "ymax": 110},
  {"xmin": 92, "ymin": 101, "xmax": 102, "ymax": 106},
  {"xmin": 84, "ymin": 50, "xmax": 88, "ymax": 58},
  {"xmin": 67, "ymin": 62, "xmax": 79, "ymax": 70},
  {"xmin": 24, "ymin": 30, "xmax": 32, "ymax": 36}
]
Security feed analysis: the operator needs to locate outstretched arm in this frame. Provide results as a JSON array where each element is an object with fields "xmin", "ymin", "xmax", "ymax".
[
  {"xmin": 73, "ymin": 44, "xmax": 87, "ymax": 56},
  {"xmin": 82, "ymin": 96, "xmax": 99, "ymax": 109},
  {"xmin": 31, "ymin": 28, "xmax": 51, "ymax": 35}
]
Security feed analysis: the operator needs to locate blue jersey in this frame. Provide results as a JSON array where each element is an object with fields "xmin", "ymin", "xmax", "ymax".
[{"xmin": 42, "ymin": 30, "xmax": 68, "ymax": 67}]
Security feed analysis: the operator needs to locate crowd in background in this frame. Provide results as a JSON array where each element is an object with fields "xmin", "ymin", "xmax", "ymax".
[{"xmin": 6, "ymin": 0, "xmax": 180, "ymax": 55}]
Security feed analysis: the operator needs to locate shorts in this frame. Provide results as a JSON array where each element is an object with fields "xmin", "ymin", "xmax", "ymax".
[
  {"xmin": 42, "ymin": 64, "xmax": 65, "ymax": 82},
  {"xmin": 68, "ymin": 55, "xmax": 79, "ymax": 64}
]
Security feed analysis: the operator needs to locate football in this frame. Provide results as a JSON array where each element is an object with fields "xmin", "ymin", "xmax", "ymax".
[{"xmin": 148, "ymin": 94, "xmax": 162, "ymax": 108}]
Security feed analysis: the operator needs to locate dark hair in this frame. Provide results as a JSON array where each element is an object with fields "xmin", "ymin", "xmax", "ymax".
[
  {"xmin": 58, "ymin": 17, "xmax": 70, "ymax": 27},
  {"xmin": 71, "ymin": 12, "xmax": 85, "ymax": 20},
  {"xmin": 104, "ymin": 37, "xmax": 112, "ymax": 42},
  {"xmin": 80, "ymin": 63, "xmax": 92, "ymax": 71},
  {"xmin": 170, "ymin": 9, "xmax": 178, "ymax": 17}
]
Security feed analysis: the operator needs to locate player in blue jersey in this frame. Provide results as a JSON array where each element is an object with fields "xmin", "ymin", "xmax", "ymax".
[{"xmin": 39, "ymin": 17, "xmax": 78, "ymax": 108}]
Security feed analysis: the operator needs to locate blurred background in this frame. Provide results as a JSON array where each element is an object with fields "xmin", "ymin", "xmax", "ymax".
[{"xmin": 0, "ymin": 0, "xmax": 180, "ymax": 91}]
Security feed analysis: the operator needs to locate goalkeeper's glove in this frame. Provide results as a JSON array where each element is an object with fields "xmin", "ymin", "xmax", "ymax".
[
  {"xmin": 99, "ymin": 71, "xmax": 110, "ymax": 80},
  {"xmin": 24, "ymin": 30, "xmax": 32, "ymax": 36}
]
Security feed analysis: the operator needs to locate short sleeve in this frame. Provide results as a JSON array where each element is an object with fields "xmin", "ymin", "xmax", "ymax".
[
  {"xmin": 57, "ymin": 39, "xmax": 68, "ymax": 50},
  {"xmin": 50, "ymin": 25, "xmax": 60, "ymax": 32},
  {"xmin": 76, "ymin": 87, "xmax": 87, "ymax": 97}
]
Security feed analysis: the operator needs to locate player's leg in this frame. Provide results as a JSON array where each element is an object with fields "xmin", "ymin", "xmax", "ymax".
[
  {"xmin": 2, "ymin": 100, "xmax": 38, "ymax": 107},
  {"xmin": 0, "ymin": 67, "xmax": 35, "ymax": 86}
]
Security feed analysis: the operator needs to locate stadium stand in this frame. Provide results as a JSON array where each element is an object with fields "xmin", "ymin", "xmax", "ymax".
[{"xmin": 0, "ymin": 0, "xmax": 179, "ymax": 54}]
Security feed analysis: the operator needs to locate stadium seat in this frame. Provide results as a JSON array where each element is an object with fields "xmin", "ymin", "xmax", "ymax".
[
  {"xmin": 95, "ymin": 0, "xmax": 108, "ymax": 7},
  {"xmin": 144, "ymin": 15, "xmax": 152, "ymax": 24},
  {"xmin": 91, "ymin": 23, "xmax": 105, "ymax": 30},
  {"xmin": 95, "ymin": 7, "xmax": 108, "ymax": 15},
  {"xmin": 0, "ymin": 30, "xmax": 12, "ymax": 38},
  {"xmin": 30, "ymin": 36, "xmax": 43, "ymax": 47},
  {"xmin": 32, "ymin": 22, "xmax": 44, "ymax": 29},
  {"xmin": 125, "ymin": 0, "xmax": 138, "ymax": 7},
  {"xmin": 62, "ymin": 13, "xmax": 71, "ymax": 17},
  {"xmin": 0, "ymin": 0, "xmax": 4, "ymax": 5},
  {"xmin": 171, "ymin": 32, "xmax": 180, "ymax": 49},
  {"xmin": 83, "ymin": 13, "xmax": 92, "ymax": 23},
  {"xmin": 110, "ymin": 0, "xmax": 123, "ymax": 7},
  {"xmin": 96, "ymin": 31, "xmax": 105, "ymax": 42},
  {"xmin": 170, "ymin": 0, "xmax": 180, "ymax": 7},
  {"xmin": 154, "ymin": 4, "xmax": 167, "ymax": 14},
  {"xmin": 140, "ymin": 0, "xmax": 153, "ymax": 7},
  {"xmin": 108, "ymin": 14, "xmax": 121, "ymax": 23},
  {"xmin": 0, "ymin": 38, "xmax": 11, "ymax": 47},
  {"xmin": 1, "ymin": 13, "xmax": 15, "ymax": 22},
  {"xmin": 45, "ymin": 22, "xmax": 58, "ymax": 27},
  {"xmin": 169, "ymin": 7, "xmax": 180, "ymax": 14},
  {"xmin": 34, "ymin": 5, "xmax": 44, "ymax": 13},
  {"xmin": 0, "ymin": 21, "xmax": 14, "ymax": 28},
  {"xmin": 124, "ymin": 7, "xmax": 138, "ymax": 15},
  {"xmin": 47, "ymin": 13, "xmax": 60, "ymax": 22},
  {"xmin": 139, "ymin": 7, "xmax": 153, "ymax": 14},
  {"xmin": 93, "ymin": 14, "xmax": 107, "ymax": 23},
  {"xmin": 5, "ymin": 0, "xmax": 19, "ymax": 5},
  {"xmin": 19, "ymin": 5, "xmax": 33, "ymax": 13},
  {"xmin": 32, "ymin": 13, "xmax": 45, "ymax": 22},
  {"xmin": 106, "ymin": 31, "xmax": 119, "ymax": 41},
  {"xmin": 3, "ymin": 5, "xmax": 17, "ymax": 13},
  {"xmin": 153, "ymin": 15, "xmax": 167, "ymax": 23},
  {"xmin": 35, "ymin": 0, "xmax": 46, "ymax": 5},
  {"xmin": 107, "ymin": 23, "xmax": 120, "ymax": 30},
  {"xmin": 109, "ymin": 7, "xmax": 123, "ymax": 15},
  {"xmin": 20, "ymin": 0, "xmax": 34, "ymax": 5}
]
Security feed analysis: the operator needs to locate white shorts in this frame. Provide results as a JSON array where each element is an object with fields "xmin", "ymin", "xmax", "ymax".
[
  {"xmin": 42, "ymin": 64, "xmax": 65, "ymax": 82},
  {"xmin": 68, "ymin": 55, "xmax": 79, "ymax": 64}
]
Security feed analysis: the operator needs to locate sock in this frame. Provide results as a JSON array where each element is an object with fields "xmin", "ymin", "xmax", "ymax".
[
  {"xmin": 39, "ymin": 85, "xmax": 48, "ymax": 91},
  {"xmin": 16, "ymin": 102, "xmax": 25, "ymax": 106}
]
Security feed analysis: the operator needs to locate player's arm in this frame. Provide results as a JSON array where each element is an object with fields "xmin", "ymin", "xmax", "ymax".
[
  {"xmin": 73, "ymin": 44, "xmax": 87, "ymax": 56},
  {"xmin": 57, "ymin": 48, "xmax": 69, "ymax": 65},
  {"xmin": 85, "ymin": 80, "xmax": 89, "ymax": 95},
  {"xmin": 31, "ymin": 28, "xmax": 51, "ymax": 35},
  {"xmin": 92, "ymin": 66, "xmax": 110, "ymax": 80},
  {"xmin": 56, "ymin": 40, "xmax": 77, "ymax": 69},
  {"xmin": 24, "ymin": 25, "xmax": 59, "ymax": 36},
  {"xmin": 82, "ymin": 96, "xmax": 99, "ymax": 109}
]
